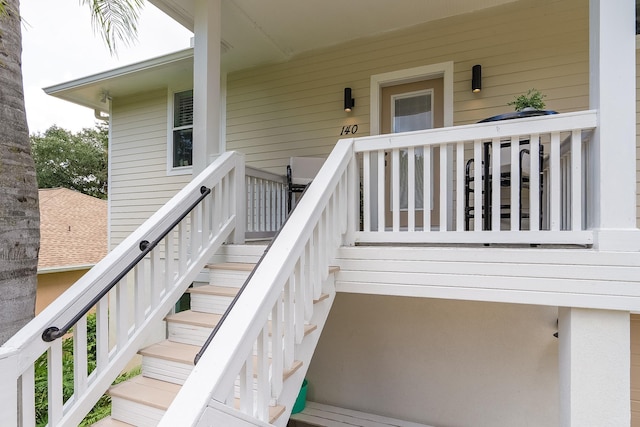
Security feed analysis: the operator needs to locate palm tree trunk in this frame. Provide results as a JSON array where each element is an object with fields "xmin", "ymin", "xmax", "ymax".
[{"xmin": 0, "ymin": 0, "xmax": 39, "ymax": 345}]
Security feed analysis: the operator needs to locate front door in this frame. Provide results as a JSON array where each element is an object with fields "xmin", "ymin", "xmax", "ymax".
[{"xmin": 381, "ymin": 78, "xmax": 444, "ymax": 229}]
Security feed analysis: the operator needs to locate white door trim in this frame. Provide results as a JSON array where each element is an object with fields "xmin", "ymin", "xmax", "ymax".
[{"xmin": 369, "ymin": 61, "xmax": 454, "ymax": 135}]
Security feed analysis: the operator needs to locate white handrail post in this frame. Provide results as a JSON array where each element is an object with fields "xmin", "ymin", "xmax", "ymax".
[
  {"xmin": 231, "ymin": 153, "xmax": 246, "ymax": 244},
  {"xmin": 344, "ymin": 142, "xmax": 358, "ymax": 245},
  {"xmin": 0, "ymin": 350, "xmax": 18, "ymax": 427}
]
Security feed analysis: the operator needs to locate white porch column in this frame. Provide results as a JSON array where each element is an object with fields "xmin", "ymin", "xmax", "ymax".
[
  {"xmin": 192, "ymin": 0, "xmax": 222, "ymax": 176},
  {"xmin": 589, "ymin": 0, "xmax": 639, "ymax": 250},
  {"xmin": 558, "ymin": 307, "xmax": 629, "ymax": 427}
]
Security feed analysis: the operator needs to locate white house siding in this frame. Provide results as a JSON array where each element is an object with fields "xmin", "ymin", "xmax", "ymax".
[
  {"xmin": 109, "ymin": 89, "xmax": 191, "ymax": 247},
  {"xmin": 306, "ymin": 294, "xmax": 559, "ymax": 427},
  {"xmin": 225, "ymin": 0, "xmax": 588, "ymax": 175}
]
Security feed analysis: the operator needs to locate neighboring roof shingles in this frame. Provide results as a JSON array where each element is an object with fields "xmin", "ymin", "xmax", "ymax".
[{"xmin": 38, "ymin": 188, "xmax": 107, "ymax": 271}]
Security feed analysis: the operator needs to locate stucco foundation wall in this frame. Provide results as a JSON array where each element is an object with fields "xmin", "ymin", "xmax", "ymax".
[
  {"xmin": 36, "ymin": 269, "xmax": 89, "ymax": 314},
  {"xmin": 226, "ymin": 0, "xmax": 588, "ymax": 175},
  {"xmin": 306, "ymin": 294, "xmax": 559, "ymax": 427}
]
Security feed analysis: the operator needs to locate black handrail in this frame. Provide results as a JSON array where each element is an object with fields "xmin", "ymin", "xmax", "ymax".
[
  {"xmin": 42, "ymin": 186, "xmax": 212, "ymax": 342},
  {"xmin": 194, "ymin": 183, "xmax": 310, "ymax": 364}
]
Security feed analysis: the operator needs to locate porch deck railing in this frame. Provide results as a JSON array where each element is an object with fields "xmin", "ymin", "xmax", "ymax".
[
  {"xmin": 355, "ymin": 110, "xmax": 597, "ymax": 245},
  {"xmin": 0, "ymin": 151, "xmax": 245, "ymax": 427},
  {"xmin": 245, "ymin": 166, "xmax": 287, "ymax": 239}
]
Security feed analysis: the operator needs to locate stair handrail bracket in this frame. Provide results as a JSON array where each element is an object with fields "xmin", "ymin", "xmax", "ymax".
[
  {"xmin": 0, "ymin": 151, "xmax": 246, "ymax": 427},
  {"xmin": 160, "ymin": 139, "xmax": 357, "ymax": 426}
]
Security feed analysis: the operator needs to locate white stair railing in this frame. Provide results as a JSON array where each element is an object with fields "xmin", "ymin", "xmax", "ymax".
[
  {"xmin": 159, "ymin": 139, "xmax": 358, "ymax": 426},
  {"xmin": 0, "ymin": 151, "xmax": 246, "ymax": 427},
  {"xmin": 245, "ymin": 166, "xmax": 287, "ymax": 239}
]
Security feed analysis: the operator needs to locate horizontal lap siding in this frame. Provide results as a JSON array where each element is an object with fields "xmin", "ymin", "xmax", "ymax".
[
  {"xmin": 110, "ymin": 90, "xmax": 190, "ymax": 248},
  {"xmin": 226, "ymin": 0, "xmax": 588, "ymax": 175},
  {"xmin": 335, "ymin": 246, "xmax": 640, "ymax": 310}
]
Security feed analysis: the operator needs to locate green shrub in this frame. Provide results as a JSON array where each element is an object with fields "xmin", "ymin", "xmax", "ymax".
[{"xmin": 34, "ymin": 313, "xmax": 140, "ymax": 426}]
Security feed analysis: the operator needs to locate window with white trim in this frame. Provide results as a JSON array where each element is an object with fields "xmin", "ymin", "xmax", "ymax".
[{"xmin": 171, "ymin": 90, "xmax": 193, "ymax": 169}]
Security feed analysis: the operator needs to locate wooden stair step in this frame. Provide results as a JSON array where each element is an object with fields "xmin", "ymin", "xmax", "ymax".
[
  {"xmin": 232, "ymin": 399, "xmax": 285, "ymax": 424},
  {"xmin": 139, "ymin": 340, "xmax": 199, "ymax": 365},
  {"xmin": 189, "ymin": 284, "xmax": 329, "ymax": 304},
  {"xmin": 91, "ymin": 417, "xmax": 134, "ymax": 426},
  {"xmin": 109, "ymin": 375, "xmax": 285, "ymax": 424},
  {"xmin": 207, "ymin": 263, "xmax": 338, "ymax": 274},
  {"xmin": 188, "ymin": 285, "xmax": 239, "ymax": 297},
  {"xmin": 165, "ymin": 310, "xmax": 222, "ymax": 327},
  {"xmin": 108, "ymin": 376, "xmax": 180, "ymax": 411},
  {"xmin": 206, "ymin": 262, "xmax": 256, "ymax": 271},
  {"xmin": 166, "ymin": 310, "xmax": 316, "ymax": 337},
  {"xmin": 244, "ymin": 358, "xmax": 303, "ymax": 381},
  {"xmin": 139, "ymin": 340, "xmax": 303, "ymax": 379}
]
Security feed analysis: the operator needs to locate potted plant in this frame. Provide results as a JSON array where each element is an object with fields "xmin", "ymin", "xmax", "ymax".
[{"xmin": 508, "ymin": 88, "xmax": 546, "ymax": 112}]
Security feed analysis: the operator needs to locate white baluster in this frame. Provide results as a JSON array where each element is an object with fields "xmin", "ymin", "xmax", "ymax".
[
  {"xmin": 473, "ymin": 140, "xmax": 482, "ymax": 232},
  {"xmin": 456, "ymin": 141, "xmax": 465, "ymax": 231},
  {"xmin": 423, "ymin": 145, "xmax": 431, "ymax": 231},
  {"xmin": 363, "ymin": 151, "xmax": 371, "ymax": 232},
  {"xmin": 96, "ymin": 298, "xmax": 109, "ymax": 372},
  {"xmin": 134, "ymin": 262, "xmax": 145, "ymax": 329},
  {"xmin": 239, "ymin": 355, "xmax": 254, "ymax": 416},
  {"xmin": 294, "ymin": 261, "xmax": 304, "ymax": 344},
  {"xmin": 48, "ymin": 339, "xmax": 63, "ymax": 426},
  {"xmin": 21, "ymin": 365, "xmax": 35, "ymax": 427},
  {"xmin": 529, "ymin": 134, "xmax": 540, "ymax": 231},
  {"xmin": 165, "ymin": 233, "xmax": 174, "ymax": 293},
  {"xmin": 571, "ymin": 129, "xmax": 582, "ymax": 231},
  {"xmin": 377, "ymin": 149, "xmax": 385, "ymax": 231},
  {"xmin": 550, "ymin": 132, "xmax": 561, "ymax": 231},
  {"xmin": 491, "ymin": 138, "xmax": 501, "ymax": 231},
  {"xmin": 73, "ymin": 315, "xmax": 88, "ymax": 398},
  {"xmin": 408, "ymin": 146, "xmax": 415, "ymax": 232},
  {"xmin": 283, "ymin": 277, "xmax": 295, "ymax": 368},
  {"xmin": 178, "ymin": 219, "xmax": 188, "ymax": 275},
  {"xmin": 440, "ymin": 143, "xmax": 449, "ymax": 232},
  {"xmin": 116, "ymin": 278, "xmax": 128, "ymax": 351},
  {"xmin": 271, "ymin": 302, "xmax": 283, "ymax": 398},
  {"xmin": 256, "ymin": 327, "xmax": 269, "ymax": 422},
  {"xmin": 510, "ymin": 136, "xmax": 520, "ymax": 231},
  {"xmin": 392, "ymin": 148, "xmax": 400, "ymax": 232}
]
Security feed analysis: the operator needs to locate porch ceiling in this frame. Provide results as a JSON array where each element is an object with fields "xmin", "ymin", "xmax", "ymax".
[{"xmin": 151, "ymin": 0, "xmax": 521, "ymax": 71}]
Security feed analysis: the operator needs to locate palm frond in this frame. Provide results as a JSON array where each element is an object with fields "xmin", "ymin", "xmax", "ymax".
[{"xmin": 81, "ymin": 0, "xmax": 144, "ymax": 55}]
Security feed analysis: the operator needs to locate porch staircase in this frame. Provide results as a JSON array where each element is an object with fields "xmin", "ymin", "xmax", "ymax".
[{"xmin": 95, "ymin": 244, "xmax": 337, "ymax": 426}]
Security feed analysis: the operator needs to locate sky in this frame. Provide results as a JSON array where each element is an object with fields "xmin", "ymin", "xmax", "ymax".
[{"xmin": 21, "ymin": 0, "xmax": 193, "ymax": 134}]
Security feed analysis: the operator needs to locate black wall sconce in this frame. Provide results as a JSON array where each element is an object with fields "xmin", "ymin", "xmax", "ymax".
[
  {"xmin": 344, "ymin": 87, "xmax": 355, "ymax": 112},
  {"xmin": 472, "ymin": 65, "xmax": 482, "ymax": 93}
]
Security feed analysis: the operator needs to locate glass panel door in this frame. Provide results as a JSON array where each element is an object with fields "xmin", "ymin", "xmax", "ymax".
[{"xmin": 392, "ymin": 90, "xmax": 433, "ymax": 210}]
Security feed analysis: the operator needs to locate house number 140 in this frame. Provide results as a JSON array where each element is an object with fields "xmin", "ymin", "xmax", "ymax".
[{"xmin": 340, "ymin": 125, "xmax": 358, "ymax": 135}]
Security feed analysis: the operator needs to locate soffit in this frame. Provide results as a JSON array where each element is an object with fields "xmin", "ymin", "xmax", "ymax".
[
  {"xmin": 152, "ymin": 0, "xmax": 521, "ymax": 71},
  {"xmin": 44, "ymin": 49, "xmax": 194, "ymax": 112}
]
